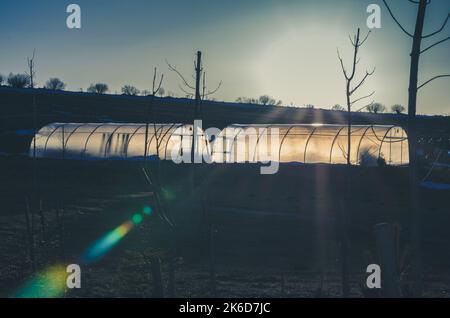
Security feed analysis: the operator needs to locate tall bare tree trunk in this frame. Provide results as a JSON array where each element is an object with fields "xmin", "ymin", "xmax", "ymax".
[
  {"xmin": 408, "ymin": 0, "xmax": 427, "ymax": 297},
  {"xmin": 191, "ymin": 51, "xmax": 202, "ymax": 188},
  {"xmin": 194, "ymin": 51, "xmax": 202, "ymax": 118}
]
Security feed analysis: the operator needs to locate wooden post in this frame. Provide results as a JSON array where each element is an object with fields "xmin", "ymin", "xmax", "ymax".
[
  {"xmin": 202, "ymin": 197, "xmax": 216, "ymax": 296},
  {"xmin": 150, "ymin": 255, "xmax": 164, "ymax": 298},
  {"xmin": 167, "ymin": 229, "xmax": 176, "ymax": 298},
  {"xmin": 25, "ymin": 196, "xmax": 36, "ymax": 272},
  {"xmin": 55, "ymin": 202, "xmax": 65, "ymax": 260},
  {"xmin": 38, "ymin": 198, "xmax": 46, "ymax": 242},
  {"xmin": 374, "ymin": 223, "xmax": 401, "ymax": 298}
]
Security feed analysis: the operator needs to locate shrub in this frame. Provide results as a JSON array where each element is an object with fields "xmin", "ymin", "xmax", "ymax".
[
  {"xmin": 87, "ymin": 83, "xmax": 109, "ymax": 94},
  {"xmin": 7, "ymin": 73, "xmax": 30, "ymax": 88},
  {"xmin": 45, "ymin": 78, "xmax": 66, "ymax": 90},
  {"xmin": 121, "ymin": 85, "xmax": 140, "ymax": 96}
]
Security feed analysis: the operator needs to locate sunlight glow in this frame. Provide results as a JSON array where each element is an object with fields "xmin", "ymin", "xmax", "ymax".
[{"xmin": 14, "ymin": 265, "xmax": 67, "ymax": 298}]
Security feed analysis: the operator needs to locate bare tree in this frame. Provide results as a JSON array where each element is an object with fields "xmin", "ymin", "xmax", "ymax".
[
  {"xmin": 336, "ymin": 27, "xmax": 375, "ymax": 298},
  {"xmin": 367, "ymin": 102, "xmax": 386, "ymax": 114},
  {"xmin": 87, "ymin": 83, "xmax": 109, "ymax": 94},
  {"xmin": 236, "ymin": 97, "xmax": 259, "ymax": 104},
  {"xmin": 391, "ymin": 104, "xmax": 406, "ymax": 114},
  {"xmin": 45, "ymin": 78, "xmax": 66, "ymax": 90},
  {"xmin": 236, "ymin": 96, "xmax": 281, "ymax": 105},
  {"xmin": 121, "ymin": 85, "xmax": 140, "ymax": 96},
  {"xmin": 144, "ymin": 67, "xmax": 164, "ymax": 161},
  {"xmin": 332, "ymin": 104, "xmax": 345, "ymax": 111},
  {"xmin": 167, "ymin": 51, "xmax": 222, "ymax": 118},
  {"xmin": 257, "ymin": 95, "xmax": 282, "ymax": 106},
  {"xmin": 141, "ymin": 67, "xmax": 174, "ymax": 230},
  {"xmin": 337, "ymin": 28, "xmax": 375, "ymax": 164},
  {"xmin": 259, "ymin": 95, "xmax": 270, "ymax": 105},
  {"xmin": 7, "ymin": 73, "xmax": 30, "ymax": 88},
  {"xmin": 26, "ymin": 50, "xmax": 36, "ymax": 88},
  {"xmin": 383, "ymin": 0, "xmax": 450, "ymax": 296}
]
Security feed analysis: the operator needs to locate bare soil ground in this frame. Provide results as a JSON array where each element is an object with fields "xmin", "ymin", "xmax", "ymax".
[{"xmin": 1, "ymin": 158, "xmax": 450, "ymax": 297}]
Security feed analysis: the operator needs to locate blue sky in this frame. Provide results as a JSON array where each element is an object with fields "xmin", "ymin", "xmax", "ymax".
[{"xmin": 0, "ymin": 0, "xmax": 449, "ymax": 114}]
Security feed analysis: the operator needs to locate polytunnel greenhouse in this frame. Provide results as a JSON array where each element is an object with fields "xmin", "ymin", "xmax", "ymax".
[
  {"xmin": 211, "ymin": 124, "xmax": 409, "ymax": 165},
  {"xmin": 29, "ymin": 123, "xmax": 209, "ymax": 161},
  {"xmin": 30, "ymin": 123, "xmax": 409, "ymax": 166}
]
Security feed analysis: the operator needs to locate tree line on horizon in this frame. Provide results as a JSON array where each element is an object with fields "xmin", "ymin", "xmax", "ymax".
[{"xmin": 0, "ymin": 72, "xmax": 406, "ymax": 114}]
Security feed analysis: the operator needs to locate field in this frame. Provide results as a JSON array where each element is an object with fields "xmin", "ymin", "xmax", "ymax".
[
  {"xmin": 1, "ymin": 157, "xmax": 450, "ymax": 297},
  {"xmin": 1, "ymin": 88, "xmax": 450, "ymax": 297}
]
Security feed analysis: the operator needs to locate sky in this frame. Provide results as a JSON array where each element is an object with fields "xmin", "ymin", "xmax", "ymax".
[{"xmin": 0, "ymin": 0, "xmax": 449, "ymax": 115}]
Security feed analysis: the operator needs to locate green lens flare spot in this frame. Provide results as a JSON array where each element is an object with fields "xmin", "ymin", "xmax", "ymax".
[
  {"xmin": 132, "ymin": 214, "xmax": 143, "ymax": 225},
  {"xmin": 143, "ymin": 206, "xmax": 152, "ymax": 216},
  {"xmin": 162, "ymin": 188, "xmax": 176, "ymax": 201}
]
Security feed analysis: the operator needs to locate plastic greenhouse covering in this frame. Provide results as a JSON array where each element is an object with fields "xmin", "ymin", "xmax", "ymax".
[
  {"xmin": 211, "ymin": 124, "xmax": 409, "ymax": 165},
  {"xmin": 29, "ymin": 123, "xmax": 208, "ymax": 161},
  {"xmin": 30, "ymin": 123, "xmax": 409, "ymax": 166}
]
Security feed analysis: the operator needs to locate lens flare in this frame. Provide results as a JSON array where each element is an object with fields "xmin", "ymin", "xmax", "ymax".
[
  {"xmin": 14, "ymin": 265, "xmax": 67, "ymax": 298},
  {"xmin": 82, "ymin": 206, "xmax": 152, "ymax": 264},
  {"xmin": 143, "ymin": 206, "xmax": 153, "ymax": 216},
  {"xmin": 132, "ymin": 213, "xmax": 143, "ymax": 225},
  {"xmin": 13, "ymin": 206, "xmax": 154, "ymax": 298},
  {"xmin": 82, "ymin": 220, "xmax": 134, "ymax": 264},
  {"xmin": 162, "ymin": 187, "xmax": 176, "ymax": 201}
]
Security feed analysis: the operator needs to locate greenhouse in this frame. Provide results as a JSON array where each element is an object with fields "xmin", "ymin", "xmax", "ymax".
[
  {"xmin": 29, "ymin": 123, "xmax": 209, "ymax": 161},
  {"xmin": 211, "ymin": 124, "xmax": 409, "ymax": 166},
  {"xmin": 30, "ymin": 123, "xmax": 409, "ymax": 166}
]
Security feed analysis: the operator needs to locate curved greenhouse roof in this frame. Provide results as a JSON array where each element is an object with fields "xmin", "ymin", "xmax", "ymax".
[
  {"xmin": 30, "ymin": 123, "xmax": 408, "ymax": 166},
  {"xmin": 30, "ymin": 123, "xmax": 208, "ymax": 161},
  {"xmin": 211, "ymin": 124, "xmax": 409, "ymax": 166}
]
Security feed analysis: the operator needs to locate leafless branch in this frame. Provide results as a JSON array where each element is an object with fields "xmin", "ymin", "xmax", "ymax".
[
  {"xmin": 358, "ymin": 30, "xmax": 371, "ymax": 47},
  {"xmin": 418, "ymin": 74, "xmax": 450, "ymax": 89},
  {"xmin": 202, "ymin": 72, "xmax": 207, "ymax": 99},
  {"xmin": 351, "ymin": 91, "xmax": 375, "ymax": 105},
  {"xmin": 166, "ymin": 59, "xmax": 196, "ymax": 90},
  {"xmin": 203, "ymin": 80, "xmax": 222, "ymax": 98},
  {"xmin": 152, "ymin": 67, "xmax": 164, "ymax": 95},
  {"xmin": 178, "ymin": 84, "xmax": 194, "ymax": 97},
  {"xmin": 337, "ymin": 141, "xmax": 349, "ymax": 160},
  {"xmin": 422, "ymin": 13, "xmax": 449, "ymax": 38},
  {"xmin": 337, "ymin": 49, "xmax": 349, "ymax": 80},
  {"xmin": 349, "ymin": 35, "xmax": 356, "ymax": 47},
  {"xmin": 420, "ymin": 36, "xmax": 450, "ymax": 54},
  {"xmin": 200, "ymin": 71, "xmax": 222, "ymax": 100},
  {"xmin": 407, "ymin": 0, "xmax": 430, "ymax": 4},
  {"xmin": 355, "ymin": 101, "xmax": 375, "ymax": 112},
  {"xmin": 346, "ymin": 28, "xmax": 362, "ymax": 81},
  {"xmin": 382, "ymin": 0, "xmax": 414, "ymax": 37},
  {"xmin": 350, "ymin": 68, "xmax": 376, "ymax": 95}
]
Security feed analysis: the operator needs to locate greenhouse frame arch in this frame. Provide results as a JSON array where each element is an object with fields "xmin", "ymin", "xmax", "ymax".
[
  {"xmin": 30, "ymin": 123, "xmax": 209, "ymax": 161},
  {"xmin": 30, "ymin": 123, "xmax": 409, "ymax": 166},
  {"xmin": 211, "ymin": 124, "xmax": 409, "ymax": 166}
]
